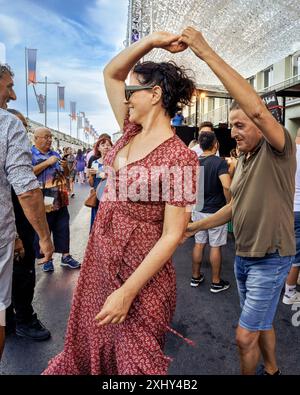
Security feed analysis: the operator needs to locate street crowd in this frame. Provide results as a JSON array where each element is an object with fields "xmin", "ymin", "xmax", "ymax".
[{"xmin": 0, "ymin": 26, "xmax": 299, "ymax": 375}]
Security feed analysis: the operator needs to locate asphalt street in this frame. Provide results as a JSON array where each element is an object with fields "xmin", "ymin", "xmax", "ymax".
[{"xmin": 1, "ymin": 182, "xmax": 299, "ymax": 375}]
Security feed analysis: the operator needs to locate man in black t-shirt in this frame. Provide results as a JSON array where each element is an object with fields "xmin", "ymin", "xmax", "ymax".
[{"xmin": 191, "ymin": 132, "xmax": 231, "ymax": 293}]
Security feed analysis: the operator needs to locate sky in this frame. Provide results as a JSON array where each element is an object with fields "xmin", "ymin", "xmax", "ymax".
[{"xmin": 0, "ymin": 0, "xmax": 128, "ymax": 142}]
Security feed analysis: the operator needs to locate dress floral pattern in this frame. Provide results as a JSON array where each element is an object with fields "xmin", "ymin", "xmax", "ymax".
[{"xmin": 43, "ymin": 119, "xmax": 198, "ymax": 375}]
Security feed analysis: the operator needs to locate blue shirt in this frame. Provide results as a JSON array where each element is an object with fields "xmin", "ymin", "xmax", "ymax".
[
  {"xmin": 91, "ymin": 159, "xmax": 106, "ymax": 201},
  {"xmin": 31, "ymin": 146, "xmax": 68, "ymax": 210},
  {"xmin": 171, "ymin": 113, "xmax": 184, "ymax": 126}
]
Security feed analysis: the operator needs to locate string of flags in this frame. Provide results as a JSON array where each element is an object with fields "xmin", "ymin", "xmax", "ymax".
[{"xmin": 26, "ymin": 47, "xmax": 100, "ymax": 141}]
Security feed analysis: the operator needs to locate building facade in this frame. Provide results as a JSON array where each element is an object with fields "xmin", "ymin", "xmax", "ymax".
[{"xmin": 184, "ymin": 51, "xmax": 300, "ymax": 136}]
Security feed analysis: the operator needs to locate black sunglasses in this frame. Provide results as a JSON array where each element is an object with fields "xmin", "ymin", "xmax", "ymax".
[{"xmin": 125, "ymin": 85, "xmax": 154, "ymax": 101}]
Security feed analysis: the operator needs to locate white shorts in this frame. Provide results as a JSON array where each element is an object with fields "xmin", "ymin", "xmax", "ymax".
[
  {"xmin": 0, "ymin": 240, "xmax": 14, "ymax": 326},
  {"xmin": 192, "ymin": 211, "xmax": 228, "ymax": 247}
]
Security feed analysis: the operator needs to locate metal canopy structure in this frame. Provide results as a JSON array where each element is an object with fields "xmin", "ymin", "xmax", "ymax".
[{"xmin": 127, "ymin": 0, "xmax": 300, "ymax": 87}]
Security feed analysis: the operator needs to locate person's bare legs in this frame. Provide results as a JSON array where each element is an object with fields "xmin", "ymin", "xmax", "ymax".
[
  {"xmin": 210, "ymin": 246, "xmax": 222, "ymax": 283},
  {"xmin": 283, "ymin": 266, "xmax": 300, "ymax": 304},
  {"xmin": 236, "ymin": 325, "xmax": 260, "ymax": 375},
  {"xmin": 192, "ymin": 243, "xmax": 205, "ymax": 279},
  {"xmin": 286, "ymin": 266, "xmax": 300, "ymax": 286},
  {"xmin": 70, "ymin": 180, "xmax": 74, "ymax": 195},
  {"xmin": 258, "ymin": 327, "xmax": 278, "ymax": 374},
  {"xmin": 0, "ymin": 325, "xmax": 5, "ymax": 360}
]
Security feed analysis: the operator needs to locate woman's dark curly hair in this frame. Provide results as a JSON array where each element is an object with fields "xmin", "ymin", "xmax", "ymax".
[{"xmin": 133, "ymin": 61, "xmax": 195, "ymax": 118}]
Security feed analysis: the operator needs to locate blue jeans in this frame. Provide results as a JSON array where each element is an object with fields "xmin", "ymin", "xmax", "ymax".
[
  {"xmin": 34, "ymin": 206, "xmax": 70, "ymax": 258},
  {"xmin": 293, "ymin": 211, "xmax": 300, "ymax": 267},
  {"xmin": 234, "ymin": 252, "xmax": 293, "ymax": 331}
]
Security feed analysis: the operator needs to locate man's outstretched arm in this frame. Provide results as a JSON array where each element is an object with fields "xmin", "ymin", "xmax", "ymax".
[
  {"xmin": 183, "ymin": 200, "xmax": 232, "ymax": 242},
  {"xmin": 180, "ymin": 27, "xmax": 285, "ymax": 152}
]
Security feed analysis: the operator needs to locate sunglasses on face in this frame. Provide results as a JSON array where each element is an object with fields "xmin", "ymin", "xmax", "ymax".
[{"xmin": 124, "ymin": 85, "xmax": 154, "ymax": 101}]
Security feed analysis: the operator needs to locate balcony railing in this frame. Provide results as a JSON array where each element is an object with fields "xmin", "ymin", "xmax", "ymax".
[
  {"xmin": 186, "ymin": 74, "xmax": 300, "ymax": 126},
  {"xmin": 201, "ymin": 104, "xmax": 229, "ymax": 125},
  {"xmin": 259, "ymin": 74, "xmax": 300, "ymax": 95}
]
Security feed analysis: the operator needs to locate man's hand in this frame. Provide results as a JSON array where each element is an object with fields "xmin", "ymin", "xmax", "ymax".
[
  {"xmin": 150, "ymin": 31, "xmax": 188, "ymax": 53},
  {"xmin": 95, "ymin": 287, "xmax": 135, "ymax": 326},
  {"xmin": 59, "ymin": 159, "xmax": 68, "ymax": 169},
  {"xmin": 180, "ymin": 222, "xmax": 198, "ymax": 244},
  {"xmin": 38, "ymin": 237, "xmax": 54, "ymax": 263},
  {"xmin": 14, "ymin": 237, "xmax": 25, "ymax": 260},
  {"xmin": 47, "ymin": 156, "xmax": 59, "ymax": 166},
  {"xmin": 180, "ymin": 27, "xmax": 213, "ymax": 59}
]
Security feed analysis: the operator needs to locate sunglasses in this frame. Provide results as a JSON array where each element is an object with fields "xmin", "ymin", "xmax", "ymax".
[{"xmin": 124, "ymin": 85, "xmax": 154, "ymax": 101}]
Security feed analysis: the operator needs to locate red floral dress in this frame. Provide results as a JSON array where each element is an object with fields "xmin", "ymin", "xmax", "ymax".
[{"xmin": 43, "ymin": 120, "xmax": 198, "ymax": 375}]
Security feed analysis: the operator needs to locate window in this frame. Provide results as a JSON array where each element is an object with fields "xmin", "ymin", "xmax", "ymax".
[
  {"xmin": 293, "ymin": 52, "xmax": 300, "ymax": 76},
  {"xmin": 263, "ymin": 67, "xmax": 273, "ymax": 88},
  {"xmin": 248, "ymin": 76, "xmax": 255, "ymax": 87}
]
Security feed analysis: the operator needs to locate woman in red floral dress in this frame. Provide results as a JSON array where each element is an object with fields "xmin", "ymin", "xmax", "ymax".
[{"xmin": 43, "ymin": 31, "xmax": 198, "ymax": 375}]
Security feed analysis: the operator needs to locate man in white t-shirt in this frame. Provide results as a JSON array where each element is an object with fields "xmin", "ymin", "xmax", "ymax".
[
  {"xmin": 282, "ymin": 127, "xmax": 300, "ymax": 305},
  {"xmin": 190, "ymin": 121, "xmax": 220, "ymax": 157}
]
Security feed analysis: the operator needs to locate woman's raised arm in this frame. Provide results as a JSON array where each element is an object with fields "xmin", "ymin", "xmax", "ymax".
[{"xmin": 103, "ymin": 32, "xmax": 187, "ymax": 129}]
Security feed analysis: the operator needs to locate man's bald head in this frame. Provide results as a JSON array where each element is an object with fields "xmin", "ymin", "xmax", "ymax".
[
  {"xmin": 34, "ymin": 127, "xmax": 51, "ymax": 137},
  {"xmin": 34, "ymin": 127, "xmax": 52, "ymax": 152}
]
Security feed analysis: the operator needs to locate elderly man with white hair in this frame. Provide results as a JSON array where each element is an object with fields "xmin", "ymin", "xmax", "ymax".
[{"xmin": 31, "ymin": 127, "xmax": 80, "ymax": 272}]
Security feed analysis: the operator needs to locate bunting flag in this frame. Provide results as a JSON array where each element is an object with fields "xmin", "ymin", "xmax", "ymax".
[
  {"xmin": 77, "ymin": 115, "xmax": 82, "ymax": 129},
  {"xmin": 84, "ymin": 117, "xmax": 90, "ymax": 132},
  {"xmin": 70, "ymin": 101, "xmax": 76, "ymax": 120},
  {"xmin": 37, "ymin": 94, "xmax": 45, "ymax": 113},
  {"xmin": 27, "ymin": 49, "xmax": 37, "ymax": 84},
  {"xmin": 92, "ymin": 127, "xmax": 97, "ymax": 138},
  {"xmin": 58, "ymin": 86, "xmax": 65, "ymax": 109}
]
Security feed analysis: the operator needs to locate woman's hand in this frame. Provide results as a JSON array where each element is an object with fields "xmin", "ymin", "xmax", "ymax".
[
  {"xmin": 180, "ymin": 27, "xmax": 213, "ymax": 59},
  {"xmin": 99, "ymin": 171, "xmax": 106, "ymax": 179},
  {"xmin": 95, "ymin": 287, "xmax": 136, "ymax": 326},
  {"xmin": 88, "ymin": 168, "xmax": 97, "ymax": 176},
  {"xmin": 150, "ymin": 31, "xmax": 188, "ymax": 53}
]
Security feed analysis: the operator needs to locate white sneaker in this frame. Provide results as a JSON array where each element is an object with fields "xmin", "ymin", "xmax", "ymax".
[{"xmin": 282, "ymin": 291, "xmax": 300, "ymax": 305}]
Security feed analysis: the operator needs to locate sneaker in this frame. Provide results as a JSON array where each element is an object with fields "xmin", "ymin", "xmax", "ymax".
[
  {"xmin": 43, "ymin": 260, "xmax": 54, "ymax": 272},
  {"xmin": 210, "ymin": 279, "xmax": 230, "ymax": 293},
  {"xmin": 61, "ymin": 255, "xmax": 80, "ymax": 269},
  {"xmin": 282, "ymin": 291, "xmax": 300, "ymax": 305},
  {"xmin": 16, "ymin": 314, "xmax": 51, "ymax": 341},
  {"xmin": 263, "ymin": 368, "xmax": 282, "ymax": 375},
  {"xmin": 190, "ymin": 274, "xmax": 205, "ymax": 287}
]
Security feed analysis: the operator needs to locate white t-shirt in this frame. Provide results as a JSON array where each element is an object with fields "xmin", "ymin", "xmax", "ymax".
[
  {"xmin": 294, "ymin": 145, "xmax": 300, "ymax": 211},
  {"xmin": 191, "ymin": 144, "xmax": 219, "ymax": 157}
]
